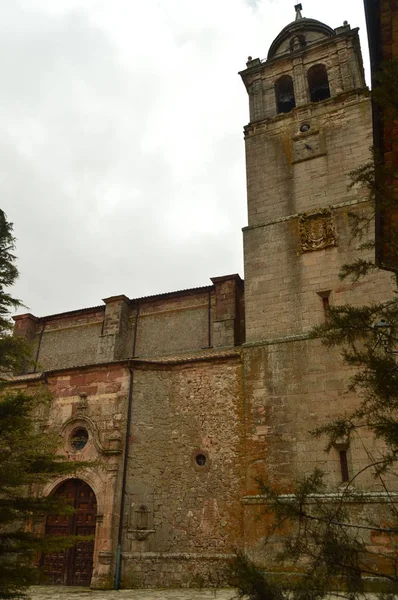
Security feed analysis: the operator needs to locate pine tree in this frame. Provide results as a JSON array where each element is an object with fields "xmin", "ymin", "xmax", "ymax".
[
  {"xmin": 230, "ymin": 62, "xmax": 398, "ymax": 600},
  {"xmin": 0, "ymin": 211, "xmax": 87, "ymax": 599}
]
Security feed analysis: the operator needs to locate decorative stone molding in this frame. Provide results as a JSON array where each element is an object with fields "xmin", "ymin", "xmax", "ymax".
[
  {"xmin": 299, "ymin": 208, "xmax": 337, "ymax": 252},
  {"xmin": 76, "ymin": 393, "xmax": 88, "ymax": 416},
  {"xmin": 105, "ymin": 463, "xmax": 119, "ymax": 472},
  {"xmin": 61, "ymin": 416, "xmax": 122, "ymax": 455},
  {"xmin": 128, "ymin": 503, "xmax": 155, "ymax": 541},
  {"xmin": 107, "ymin": 431, "xmax": 122, "ymax": 453},
  {"xmin": 242, "ymin": 492, "xmax": 398, "ymax": 505},
  {"xmin": 130, "ymin": 528, "xmax": 155, "ymax": 541},
  {"xmin": 332, "ymin": 436, "xmax": 349, "ymax": 451},
  {"xmin": 98, "ymin": 551, "xmax": 112, "ymax": 565}
]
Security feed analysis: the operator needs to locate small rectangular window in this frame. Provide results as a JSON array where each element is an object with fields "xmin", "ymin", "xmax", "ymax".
[
  {"xmin": 317, "ymin": 290, "xmax": 331, "ymax": 321},
  {"xmin": 339, "ymin": 450, "xmax": 349, "ymax": 483}
]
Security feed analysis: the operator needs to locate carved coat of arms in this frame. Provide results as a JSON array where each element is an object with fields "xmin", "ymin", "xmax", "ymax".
[{"xmin": 299, "ymin": 209, "xmax": 337, "ymax": 252}]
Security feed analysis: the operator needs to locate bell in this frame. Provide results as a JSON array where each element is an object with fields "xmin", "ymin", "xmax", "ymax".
[{"xmin": 278, "ymin": 92, "xmax": 296, "ymax": 113}]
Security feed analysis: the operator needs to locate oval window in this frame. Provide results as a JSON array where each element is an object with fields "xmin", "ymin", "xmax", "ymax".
[{"xmin": 71, "ymin": 428, "xmax": 89, "ymax": 451}]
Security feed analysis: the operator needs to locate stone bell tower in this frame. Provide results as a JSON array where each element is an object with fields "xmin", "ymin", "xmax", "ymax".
[{"xmin": 239, "ymin": 7, "xmax": 394, "ymax": 493}]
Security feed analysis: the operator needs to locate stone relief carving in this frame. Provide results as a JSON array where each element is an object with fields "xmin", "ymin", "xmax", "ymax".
[
  {"xmin": 299, "ymin": 209, "xmax": 337, "ymax": 252},
  {"xmin": 61, "ymin": 414, "xmax": 122, "ymax": 455},
  {"xmin": 128, "ymin": 503, "xmax": 155, "ymax": 541},
  {"xmin": 76, "ymin": 392, "xmax": 88, "ymax": 416}
]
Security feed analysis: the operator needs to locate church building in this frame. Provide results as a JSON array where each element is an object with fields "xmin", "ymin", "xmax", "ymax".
[{"xmin": 11, "ymin": 6, "xmax": 395, "ymax": 588}]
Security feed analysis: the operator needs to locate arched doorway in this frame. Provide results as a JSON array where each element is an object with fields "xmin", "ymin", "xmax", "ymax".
[{"xmin": 42, "ymin": 479, "xmax": 97, "ymax": 586}]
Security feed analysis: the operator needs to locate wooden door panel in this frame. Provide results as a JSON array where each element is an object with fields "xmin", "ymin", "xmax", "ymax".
[
  {"xmin": 42, "ymin": 479, "xmax": 96, "ymax": 586},
  {"xmin": 72, "ymin": 540, "xmax": 95, "ymax": 586}
]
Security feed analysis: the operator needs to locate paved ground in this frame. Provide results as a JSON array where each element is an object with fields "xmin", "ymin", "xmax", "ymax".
[
  {"xmin": 27, "ymin": 587, "xmax": 383, "ymax": 600},
  {"xmin": 28, "ymin": 587, "xmax": 237, "ymax": 600}
]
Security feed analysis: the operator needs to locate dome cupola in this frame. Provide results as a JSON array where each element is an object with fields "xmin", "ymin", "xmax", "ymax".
[{"xmin": 267, "ymin": 4, "xmax": 335, "ymax": 60}]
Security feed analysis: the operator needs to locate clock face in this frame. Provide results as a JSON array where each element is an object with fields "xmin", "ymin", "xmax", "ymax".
[{"xmin": 292, "ymin": 132, "xmax": 324, "ymax": 163}]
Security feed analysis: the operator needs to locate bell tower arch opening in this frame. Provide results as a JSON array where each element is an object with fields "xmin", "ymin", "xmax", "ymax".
[
  {"xmin": 42, "ymin": 479, "xmax": 97, "ymax": 587},
  {"xmin": 307, "ymin": 63, "xmax": 331, "ymax": 102},
  {"xmin": 275, "ymin": 75, "xmax": 296, "ymax": 114}
]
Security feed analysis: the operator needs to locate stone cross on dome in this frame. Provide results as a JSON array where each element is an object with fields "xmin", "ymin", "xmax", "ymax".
[{"xmin": 294, "ymin": 3, "xmax": 303, "ymax": 20}]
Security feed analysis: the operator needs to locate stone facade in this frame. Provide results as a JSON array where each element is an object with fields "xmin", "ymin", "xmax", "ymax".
[
  {"xmin": 9, "ymin": 9, "xmax": 398, "ymax": 590},
  {"xmin": 239, "ymin": 11, "xmax": 397, "ymax": 569},
  {"xmin": 12, "ymin": 277, "xmax": 245, "ymax": 588}
]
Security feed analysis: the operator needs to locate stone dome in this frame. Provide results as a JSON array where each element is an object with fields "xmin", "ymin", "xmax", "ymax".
[{"xmin": 267, "ymin": 17, "xmax": 335, "ymax": 60}]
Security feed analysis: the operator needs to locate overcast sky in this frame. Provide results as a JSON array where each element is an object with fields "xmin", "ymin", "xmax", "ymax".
[{"xmin": 4, "ymin": 0, "xmax": 369, "ymax": 317}]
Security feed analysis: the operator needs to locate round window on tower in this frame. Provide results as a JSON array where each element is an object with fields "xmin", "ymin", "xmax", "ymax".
[
  {"xmin": 300, "ymin": 123, "xmax": 311, "ymax": 133},
  {"xmin": 71, "ymin": 427, "xmax": 89, "ymax": 451}
]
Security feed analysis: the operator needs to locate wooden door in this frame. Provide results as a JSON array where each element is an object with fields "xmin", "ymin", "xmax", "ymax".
[{"xmin": 43, "ymin": 479, "xmax": 97, "ymax": 586}]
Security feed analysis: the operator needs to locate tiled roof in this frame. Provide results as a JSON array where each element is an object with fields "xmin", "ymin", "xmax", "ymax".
[{"xmin": 5, "ymin": 372, "xmax": 44, "ymax": 383}]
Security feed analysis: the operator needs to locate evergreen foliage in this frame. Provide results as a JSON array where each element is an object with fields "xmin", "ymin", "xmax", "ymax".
[
  {"xmin": 0, "ymin": 210, "xmax": 30, "ymax": 377},
  {"xmin": 230, "ymin": 62, "xmax": 398, "ymax": 599},
  {"xmin": 0, "ymin": 210, "xmax": 87, "ymax": 599}
]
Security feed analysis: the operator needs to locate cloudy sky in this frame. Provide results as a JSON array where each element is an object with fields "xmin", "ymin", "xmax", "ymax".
[{"xmin": 3, "ymin": 0, "xmax": 369, "ymax": 317}]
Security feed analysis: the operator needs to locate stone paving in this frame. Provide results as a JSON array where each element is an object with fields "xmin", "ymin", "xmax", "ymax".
[
  {"xmin": 27, "ymin": 587, "xmax": 383, "ymax": 600},
  {"xmin": 28, "ymin": 587, "xmax": 237, "ymax": 600}
]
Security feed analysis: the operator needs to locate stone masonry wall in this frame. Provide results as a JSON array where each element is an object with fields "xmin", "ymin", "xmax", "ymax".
[
  {"xmin": 11, "ymin": 363, "xmax": 131, "ymax": 589},
  {"xmin": 14, "ymin": 307, "xmax": 105, "ymax": 372},
  {"xmin": 243, "ymin": 92, "xmax": 395, "ymax": 343},
  {"xmin": 120, "ymin": 355, "xmax": 245, "ymax": 588},
  {"xmin": 240, "ymin": 18, "xmax": 398, "ymax": 571},
  {"xmin": 9, "ymin": 351, "xmax": 245, "ymax": 589},
  {"xmin": 244, "ymin": 203, "xmax": 395, "ymax": 342},
  {"xmin": 14, "ymin": 277, "xmax": 244, "ymax": 373},
  {"xmin": 243, "ymin": 493, "xmax": 398, "ymax": 574},
  {"xmin": 131, "ymin": 292, "xmax": 210, "ymax": 358},
  {"xmin": 242, "ymin": 338, "xmax": 397, "ymax": 492},
  {"xmin": 244, "ymin": 93, "xmax": 371, "ymax": 227},
  {"xmin": 39, "ymin": 322, "xmax": 103, "ymax": 370}
]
